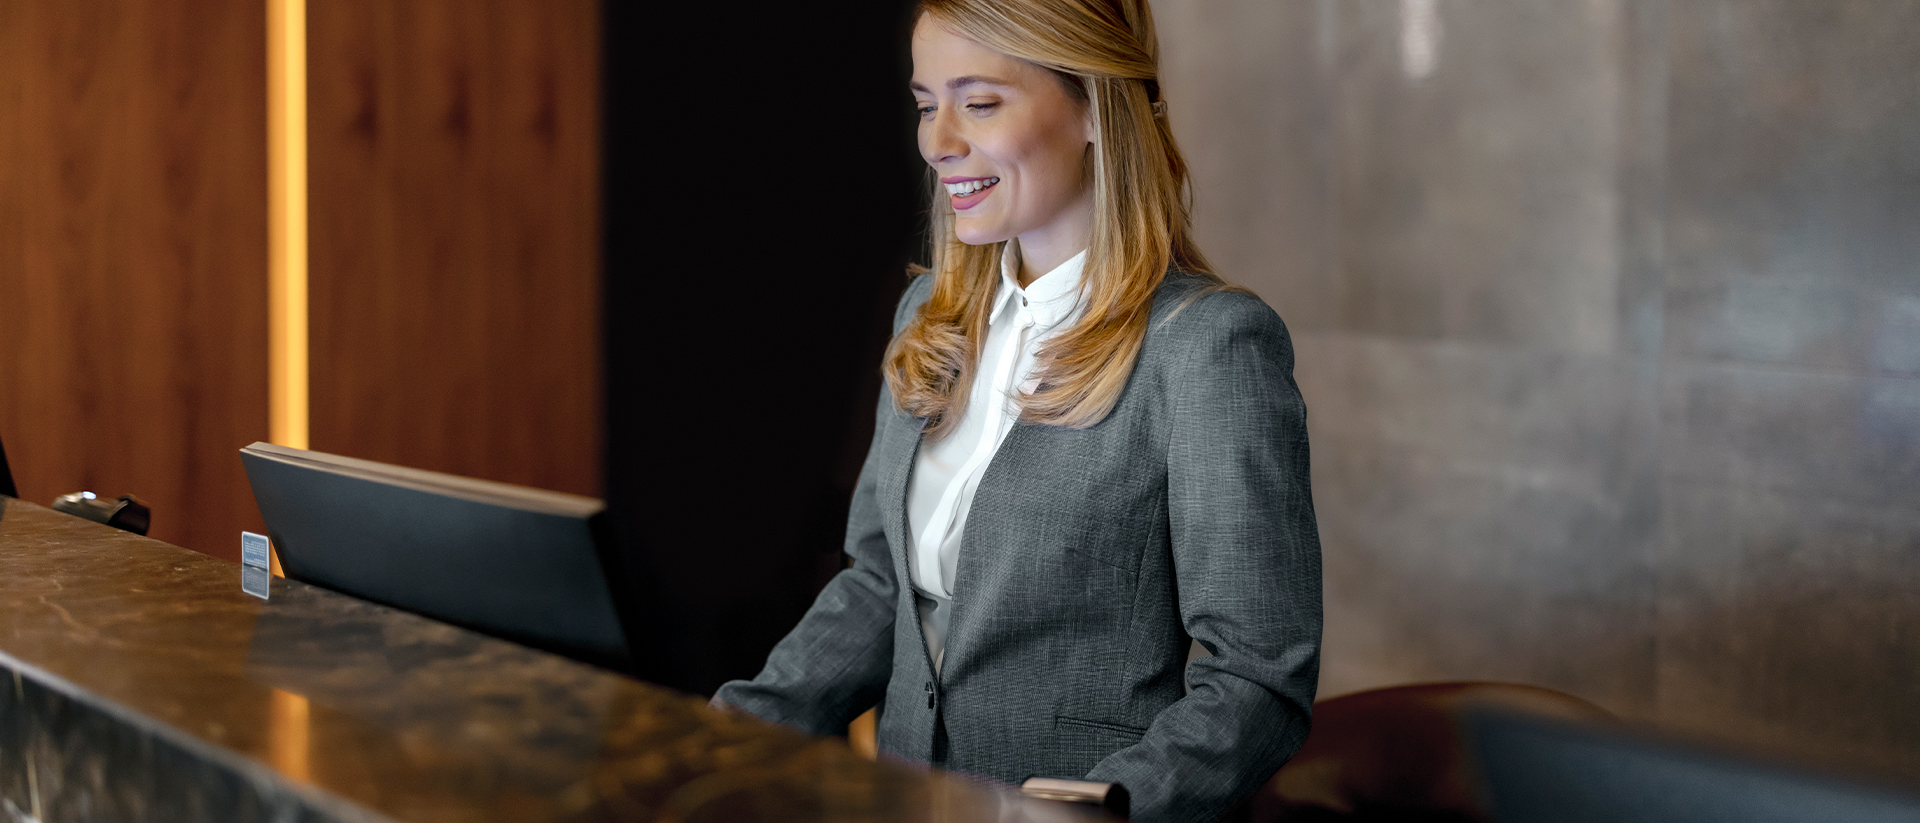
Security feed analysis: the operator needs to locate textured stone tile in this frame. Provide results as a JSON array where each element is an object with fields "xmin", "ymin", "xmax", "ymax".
[
  {"xmin": 1313, "ymin": 442, "xmax": 1659, "ymax": 716},
  {"xmin": 1659, "ymin": 363, "xmax": 1920, "ymax": 509},
  {"xmin": 1154, "ymin": 0, "xmax": 1920, "ymax": 785},
  {"xmin": 1326, "ymin": 0, "xmax": 1629, "ymax": 352},
  {"xmin": 1157, "ymin": 0, "xmax": 1336, "ymax": 329},
  {"xmin": 1656, "ymin": 480, "xmax": 1920, "ymax": 781},
  {"xmin": 1294, "ymin": 332, "xmax": 1661, "ymax": 493},
  {"xmin": 1294, "ymin": 331, "xmax": 1661, "ymax": 714},
  {"xmin": 1617, "ymin": 0, "xmax": 1672, "ymax": 358},
  {"xmin": 1663, "ymin": 0, "xmax": 1920, "ymax": 374}
]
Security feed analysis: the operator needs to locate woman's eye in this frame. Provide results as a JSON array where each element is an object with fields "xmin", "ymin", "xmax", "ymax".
[
  {"xmin": 916, "ymin": 105, "xmax": 936, "ymax": 117},
  {"xmin": 966, "ymin": 102, "xmax": 999, "ymax": 113}
]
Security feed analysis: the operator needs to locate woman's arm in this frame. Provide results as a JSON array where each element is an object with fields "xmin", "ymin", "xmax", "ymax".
[
  {"xmin": 707, "ymin": 388, "xmax": 901, "ymax": 734},
  {"xmin": 1085, "ymin": 290, "xmax": 1323, "ymax": 821},
  {"xmin": 708, "ymin": 276, "xmax": 930, "ymax": 736}
]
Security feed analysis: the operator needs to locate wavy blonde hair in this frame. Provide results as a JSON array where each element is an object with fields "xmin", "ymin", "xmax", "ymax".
[{"xmin": 885, "ymin": 0, "xmax": 1217, "ymax": 439}]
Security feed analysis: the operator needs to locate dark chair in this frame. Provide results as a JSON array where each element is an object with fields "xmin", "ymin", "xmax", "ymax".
[{"xmin": 1247, "ymin": 682, "xmax": 1616, "ymax": 823}]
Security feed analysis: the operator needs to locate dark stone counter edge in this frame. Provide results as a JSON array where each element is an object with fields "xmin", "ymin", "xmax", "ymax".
[{"xmin": 0, "ymin": 644, "xmax": 399, "ymax": 823}]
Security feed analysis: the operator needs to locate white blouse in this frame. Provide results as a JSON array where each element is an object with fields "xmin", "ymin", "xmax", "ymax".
[{"xmin": 906, "ymin": 242, "xmax": 1088, "ymax": 674}]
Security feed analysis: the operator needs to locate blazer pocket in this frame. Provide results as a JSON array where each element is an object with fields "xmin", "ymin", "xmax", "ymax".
[
  {"xmin": 1055, "ymin": 715, "xmax": 1148, "ymax": 743},
  {"xmin": 1045, "ymin": 716, "xmax": 1149, "ymax": 779},
  {"xmin": 1062, "ymin": 545, "xmax": 1140, "ymax": 577}
]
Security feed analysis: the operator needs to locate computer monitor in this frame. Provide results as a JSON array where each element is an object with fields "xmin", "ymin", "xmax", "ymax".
[
  {"xmin": 239, "ymin": 442, "xmax": 633, "ymax": 673},
  {"xmin": 1473, "ymin": 709, "xmax": 1920, "ymax": 823}
]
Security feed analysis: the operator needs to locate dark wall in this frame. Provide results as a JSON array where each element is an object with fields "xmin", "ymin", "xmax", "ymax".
[{"xmin": 604, "ymin": 3, "xmax": 926, "ymax": 694}]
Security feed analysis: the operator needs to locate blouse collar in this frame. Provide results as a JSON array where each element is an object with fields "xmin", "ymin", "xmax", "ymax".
[{"xmin": 989, "ymin": 241, "xmax": 1088, "ymax": 330}]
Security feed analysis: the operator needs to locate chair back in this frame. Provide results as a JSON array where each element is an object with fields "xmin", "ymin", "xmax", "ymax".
[{"xmin": 1251, "ymin": 682, "xmax": 1615, "ymax": 822}]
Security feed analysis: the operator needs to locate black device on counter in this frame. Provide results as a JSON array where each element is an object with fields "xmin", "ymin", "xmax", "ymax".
[
  {"xmin": 239, "ymin": 442, "xmax": 635, "ymax": 673},
  {"xmin": 51, "ymin": 491, "xmax": 151, "ymax": 535},
  {"xmin": 0, "ymin": 433, "xmax": 14, "ymax": 498}
]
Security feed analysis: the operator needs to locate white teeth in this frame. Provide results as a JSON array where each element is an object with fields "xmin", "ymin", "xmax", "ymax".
[{"xmin": 945, "ymin": 177, "xmax": 999, "ymax": 196}]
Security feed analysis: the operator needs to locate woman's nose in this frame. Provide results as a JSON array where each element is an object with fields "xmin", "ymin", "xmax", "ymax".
[{"xmin": 921, "ymin": 108, "xmax": 967, "ymax": 165}]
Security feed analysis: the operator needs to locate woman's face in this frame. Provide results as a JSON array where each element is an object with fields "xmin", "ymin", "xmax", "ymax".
[{"xmin": 911, "ymin": 16, "xmax": 1095, "ymax": 251}]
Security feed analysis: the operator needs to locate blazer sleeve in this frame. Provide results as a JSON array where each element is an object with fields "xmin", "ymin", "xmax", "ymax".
[
  {"xmin": 708, "ymin": 274, "xmax": 931, "ymax": 736},
  {"xmin": 1084, "ymin": 290, "xmax": 1323, "ymax": 821}
]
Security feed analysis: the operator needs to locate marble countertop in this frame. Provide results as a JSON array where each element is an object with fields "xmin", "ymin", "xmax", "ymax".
[{"xmin": 0, "ymin": 497, "xmax": 1102, "ymax": 822}]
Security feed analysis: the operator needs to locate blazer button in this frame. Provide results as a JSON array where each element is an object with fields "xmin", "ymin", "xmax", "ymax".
[{"xmin": 924, "ymin": 680, "xmax": 935, "ymax": 708}]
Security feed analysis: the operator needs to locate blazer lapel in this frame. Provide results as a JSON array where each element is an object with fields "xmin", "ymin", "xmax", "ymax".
[
  {"xmin": 875, "ymin": 415, "xmax": 927, "ymax": 587},
  {"xmin": 938, "ymin": 420, "xmax": 1031, "ymax": 678}
]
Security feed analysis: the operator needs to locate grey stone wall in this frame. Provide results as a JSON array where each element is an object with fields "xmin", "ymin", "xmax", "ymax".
[{"xmin": 1157, "ymin": 0, "xmax": 1920, "ymax": 780}]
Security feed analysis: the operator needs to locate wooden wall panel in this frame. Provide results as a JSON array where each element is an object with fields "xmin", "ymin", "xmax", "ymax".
[
  {"xmin": 307, "ymin": 0, "xmax": 601, "ymax": 496},
  {"xmin": 0, "ymin": 0, "xmax": 269, "ymax": 563}
]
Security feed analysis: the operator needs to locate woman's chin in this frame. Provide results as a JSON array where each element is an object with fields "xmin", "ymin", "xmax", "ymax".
[{"xmin": 952, "ymin": 221, "xmax": 1010, "ymax": 247}]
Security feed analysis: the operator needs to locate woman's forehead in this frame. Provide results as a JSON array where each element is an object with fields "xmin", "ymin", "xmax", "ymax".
[{"xmin": 910, "ymin": 21, "xmax": 1035, "ymax": 92}]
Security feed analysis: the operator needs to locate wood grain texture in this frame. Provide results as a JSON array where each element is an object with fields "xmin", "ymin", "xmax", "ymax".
[
  {"xmin": 307, "ymin": 0, "xmax": 601, "ymax": 496},
  {"xmin": 0, "ymin": 0, "xmax": 269, "ymax": 562}
]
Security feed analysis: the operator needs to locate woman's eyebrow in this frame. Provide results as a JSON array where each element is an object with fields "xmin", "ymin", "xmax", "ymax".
[{"xmin": 910, "ymin": 75, "xmax": 1015, "ymax": 93}]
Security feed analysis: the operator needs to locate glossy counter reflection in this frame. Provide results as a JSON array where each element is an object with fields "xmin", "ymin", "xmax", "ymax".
[{"xmin": 0, "ymin": 498, "xmax": 1101, "ymax": 822}]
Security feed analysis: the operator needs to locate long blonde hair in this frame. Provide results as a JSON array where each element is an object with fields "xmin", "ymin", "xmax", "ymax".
[{"xmin": 884, "ymin": 0, "xmax": 1215, "ymax": 439}]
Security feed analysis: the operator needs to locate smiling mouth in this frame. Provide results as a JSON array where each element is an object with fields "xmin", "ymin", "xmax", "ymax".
[{"xmin": 944, "ymin": 177, "xmax": 1000, "ymax": 197}]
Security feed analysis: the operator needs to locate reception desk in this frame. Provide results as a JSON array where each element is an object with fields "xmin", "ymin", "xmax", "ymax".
[{"xmin": 0, "ymin": 497, "xmax": 1101, "ymax": 822}]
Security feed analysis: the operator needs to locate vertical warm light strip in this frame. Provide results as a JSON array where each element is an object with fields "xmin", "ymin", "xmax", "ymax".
[
  {"xmin": 267, "ymin": 0, "xmax": 309, "ymax": 451},
  {"xmin": 265, "ymin": 3, "xmax": 313, "ymax": 781},
  {"xmin": 268, "ymin": 688, "xmax": 313, "ymax": 783}
]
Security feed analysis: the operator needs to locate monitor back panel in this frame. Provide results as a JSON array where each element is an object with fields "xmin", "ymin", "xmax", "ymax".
[{"xmin": 241, "ymin": 444, "xmax": 630, "ymax": 671}]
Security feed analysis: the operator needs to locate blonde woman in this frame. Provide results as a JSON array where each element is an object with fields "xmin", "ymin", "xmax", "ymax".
[{"xmin": 714, "ymin": 0, "xmax": 1321, "ymax": 818}]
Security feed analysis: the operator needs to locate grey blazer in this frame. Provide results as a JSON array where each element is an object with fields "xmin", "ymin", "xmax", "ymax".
[{"xmin": 714, "ymin": 271, "xmax": 1322, "ymax": 822}]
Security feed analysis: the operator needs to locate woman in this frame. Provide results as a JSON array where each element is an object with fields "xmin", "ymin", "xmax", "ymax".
[{"xmin": 713, "ymin": 0, "xmax": 1321, "ymax": 818}]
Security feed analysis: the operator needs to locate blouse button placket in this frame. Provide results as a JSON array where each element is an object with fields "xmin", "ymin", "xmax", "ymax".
[{"xmin": 911, "ymin": 296, "xmax": 1033, "ymax": 596}]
